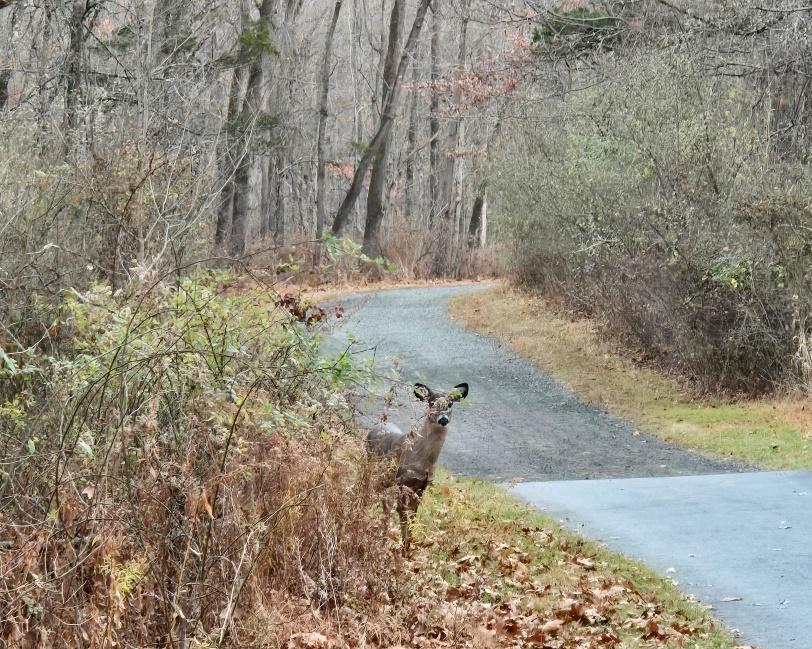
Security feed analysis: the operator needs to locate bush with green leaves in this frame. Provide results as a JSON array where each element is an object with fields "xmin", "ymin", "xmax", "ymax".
[{"xmin": 0, "ymin": 271, "xmax": 397, "ymax": 647}]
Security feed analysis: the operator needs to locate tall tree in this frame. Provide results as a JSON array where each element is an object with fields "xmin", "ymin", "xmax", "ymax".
[
  {"xmin": 467, "ymin": 193, "xmax": 485, "ymax": 248},
  {"xmin": 432, "ymin": 3, "xmax": 468, "ymax": 273},
  {"xmin": 404, "ymin": 54, "xmax": 420, "ymax": 220},
  {"xmin": 215, "ymin": 65, "xmax": 248, "ymax": 248},
  {"xmin": 62, "ymin": 0, "xmax": 88, "ymax": 156},
  {"xmin": 0, "ymin": 69, "xmax": 10, "ymax": 110},
  {"xmin": 330, "ymin": 0, "xmax": 433, "ymax": 237},
  {"xmin": 428, "ymin": 0, "xmax": 441, "ymax": 229},
  {"xmin": 221, "ymin": 0, "xmax": 279, "ymax": 255},
  {"xmin": 362, "ymin": 0, "xmax": 405, "ymax": 257},
  {"xmin": 314, "ymin": 1, "xmax": 344, "ymax": 265}
]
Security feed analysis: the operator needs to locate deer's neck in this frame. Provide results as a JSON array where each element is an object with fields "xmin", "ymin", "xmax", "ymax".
[{"xmin": 401, "ymin": 418, "xmax": 448, "ymax": 480}]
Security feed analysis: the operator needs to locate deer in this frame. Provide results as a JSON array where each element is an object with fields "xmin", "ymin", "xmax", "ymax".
[{"xmin": 367, "ymin": 381, "xmax": 469, "ymax": 554}]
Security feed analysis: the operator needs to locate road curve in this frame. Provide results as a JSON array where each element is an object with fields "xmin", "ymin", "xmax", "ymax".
[
  {"xmin": 326, "ymin": 284, "xmax": 743, "ymax": 482},
  {"xmin": 325, "ymin": 284, "xmax": 810, "ymax": 649}
]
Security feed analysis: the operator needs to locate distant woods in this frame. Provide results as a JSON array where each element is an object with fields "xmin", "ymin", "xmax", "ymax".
[
  {"xmin": 491, "ymin": 1, "xmax": 812, "ymax": 395},
  {"xmin": 5, "ymin": 0, "xmax": 812, "ymax": 393},
  {"xmin": 0, "ymin": 0, "xmax": 511, "ymax": 300}
]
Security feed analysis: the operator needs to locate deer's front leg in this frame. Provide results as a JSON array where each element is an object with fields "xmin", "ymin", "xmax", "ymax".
[
  {"xmin": 380, "ymin": 484, "xmax": 397, "ymax": 532},
  {"xmin": 396, "ymin": 469, "xmax": 430, "ymax": 555},
  {"xmin": 396, "ymin": 484, "xmax": 421, "ymax": 556}
]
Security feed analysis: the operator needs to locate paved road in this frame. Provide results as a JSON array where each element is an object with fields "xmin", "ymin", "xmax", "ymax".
[
  {"xmin": 514, "ymin": 472, "xmax": 812, "ymax": 649},
  {"xmin": 326, "ymin": 284, "xmax": 811, "ymax": 649}
]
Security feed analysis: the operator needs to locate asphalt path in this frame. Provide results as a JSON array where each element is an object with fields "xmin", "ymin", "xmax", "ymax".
[
  {"xmin": 326, "ymin": 284, "xmax": 809, "ymax": 648},
  {"xmin": 514, "ymin": 472, "xmax": 812, "ymax": 649}
]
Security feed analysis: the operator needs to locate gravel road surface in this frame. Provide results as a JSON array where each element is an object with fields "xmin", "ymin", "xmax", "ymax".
[{"xmin": 326, "ymin": 284, "xmax": 743, "ymax": 481}]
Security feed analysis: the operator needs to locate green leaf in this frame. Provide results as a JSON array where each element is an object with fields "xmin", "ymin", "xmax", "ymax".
[{"xmin": 0, "ymin": 347, "xmax": 19, "ymax": 376}]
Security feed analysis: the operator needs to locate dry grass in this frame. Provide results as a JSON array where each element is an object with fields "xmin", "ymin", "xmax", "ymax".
[{"xmin": 450, "ymin": 287, "xmax": 812, "ymax": 470}]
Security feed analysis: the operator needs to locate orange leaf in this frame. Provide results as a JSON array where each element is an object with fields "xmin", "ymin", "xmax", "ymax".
[{"xmin": 200, "ymin": 490, "xmax": 213, "ymax": 519}]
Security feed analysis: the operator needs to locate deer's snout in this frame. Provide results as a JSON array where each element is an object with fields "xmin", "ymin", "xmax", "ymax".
[{"xmin": 437, "ymin": 415, "xmax": 449, "ymax": 427}]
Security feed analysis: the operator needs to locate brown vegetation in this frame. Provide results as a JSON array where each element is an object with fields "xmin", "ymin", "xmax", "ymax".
[{"xmin": 489, "ymin": 1, "xmax": 812, "ymax": 396}]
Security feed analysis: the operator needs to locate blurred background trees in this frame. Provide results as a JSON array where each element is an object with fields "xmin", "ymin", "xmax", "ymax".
[
  {"xmin": 1, "ymin": 0, "xmax": 515, "ymax": 367},
  {"xmin": 4, "ymin": 0, "xmax": 812, "ymax": 393},
  {"xmin": 489, "ymin": 1, "xmax": 812, "ymax": 394}
]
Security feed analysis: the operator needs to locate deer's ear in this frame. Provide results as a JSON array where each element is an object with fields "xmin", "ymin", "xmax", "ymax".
[
  {"xmin": 450, "ymin": 383, "xmax": 469, "ymax": 401},
  {"xmin": 414, "ymin": 383, "xmax": 431, "ymax": 401}
]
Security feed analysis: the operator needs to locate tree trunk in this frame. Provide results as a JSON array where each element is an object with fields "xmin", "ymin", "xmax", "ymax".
[
  {"xmin": 62, "ymin": 0, "xmax": 87, "ymax": 156},
  {"xmin": 229, "ymin": 60, "xmax": 263, "ymax": 256},
  {"xmin": 467, "ymin": 193, "xmax": 484, "ymax": 248},
  {"xmin": 432, "ymin": 6, "xmax": 467, "ymax": 274},
  {"xmin": 314, "ymin": 0, "xmax": 343, "ymax": 266},
  {"xmin": 362, "ymin": 0, "xmax": 405, "ymax": 257},
  {"xmin": 215, "ymin": 66, "xmax": 247, "ymax": 248},
  {"xmin": 230, "ymin": 144, "xmax": 252, "ymax": 256},
  {"xmin": 228, "ymin": 0, "xmax": 278, "ymax": 255},
  {"xmin": 428, "ymin": 0, "xmax": 440, "ymax": 229},
  {"xmin": 34, "ymin": 6, "xmax": 54, "ymax": 154},
  {"xmin": 404, "ymin": 54, "xmax": 420, "ymax": 220},
  {"xmin": 331, "ymin": 0, "xmax": 433, "ymax": 236},
  {"xmin": 0, "ymin": 69, "xmax": 10, "ymax": 109},
  {"xmin": 259, "ymin": 157, "xmax": 272, "ymax": 240}
]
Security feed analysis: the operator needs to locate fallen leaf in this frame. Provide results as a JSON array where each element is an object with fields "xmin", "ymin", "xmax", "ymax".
[
  {"xmin": 287, "ymin": 632, "xmax": 335, "ymax": 648},
  {"xmin": 642, "ymin": 619, "xmax": 670, "ymax": 640},
  {"xmin": 445, "ymin": 585, "xmax": 465, "ymax": 601},
  {"xmin": 597, "ymin": 631, "xmax": 621, "ymax": 646},
  {"xmin": 472, "ymin": 626, "xmax": 497, "ymax": 648},
  {"xmin": 541, "ymin": 619, "xmax": 564, "ymax": 634},
  {"xmin": 200, "ymin": 490, "xmax": 213, "ymax": 519}
]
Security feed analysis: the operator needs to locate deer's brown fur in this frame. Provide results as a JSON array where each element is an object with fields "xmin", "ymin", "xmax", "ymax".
[{"xmin": 367, "ymin": 382, "xmax": 468, "ymax": 553}]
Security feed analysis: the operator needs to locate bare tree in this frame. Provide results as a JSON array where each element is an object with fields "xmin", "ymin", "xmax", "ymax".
[
  {"xmin": 224, "ymin": 0, "xmax": 278, "ymax": 255},
  {"xmin": 330, "ymin": 0, "xmax": 433, "ymax": 237},
  {"xmin": 432, "ymin": 2, "xmax": 468, "ymax": 273},
  {"xmin": 362, "ymin": 0, "xmax": 406, "ymax": 257},
  {"xmin": 428, "ymin": 0, "xmax": 441, "ymax": 229},
  {"xmin": 404, "ymin": 54, "xmax": 421, "ymax": 220},
  {"xmin": 314, "ymin": 1, "xmax": 344, "ymax": 265},
  {"xmin": 62, "ymin": 0, "xmax": 88, "ymax": 156}
]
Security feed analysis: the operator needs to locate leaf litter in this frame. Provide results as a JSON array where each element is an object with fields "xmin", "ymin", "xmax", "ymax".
[{"xmin": 363, "ymin": 475, "xmax": 739, "ymax": 649}]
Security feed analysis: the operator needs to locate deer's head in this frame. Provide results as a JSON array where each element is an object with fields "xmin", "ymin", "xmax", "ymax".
[{"xmin": 413, "ymin": 382, "xmax": 469, "ymax": 428}]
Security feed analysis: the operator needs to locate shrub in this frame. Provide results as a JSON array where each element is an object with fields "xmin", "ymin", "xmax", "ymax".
[
  {"xmin": 0, "ymin": 271, "xmax": 396, "ymax": 647},
  {"xmin": 490, "ymin": 50, "xmax": 812, "ymax": 394}
]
